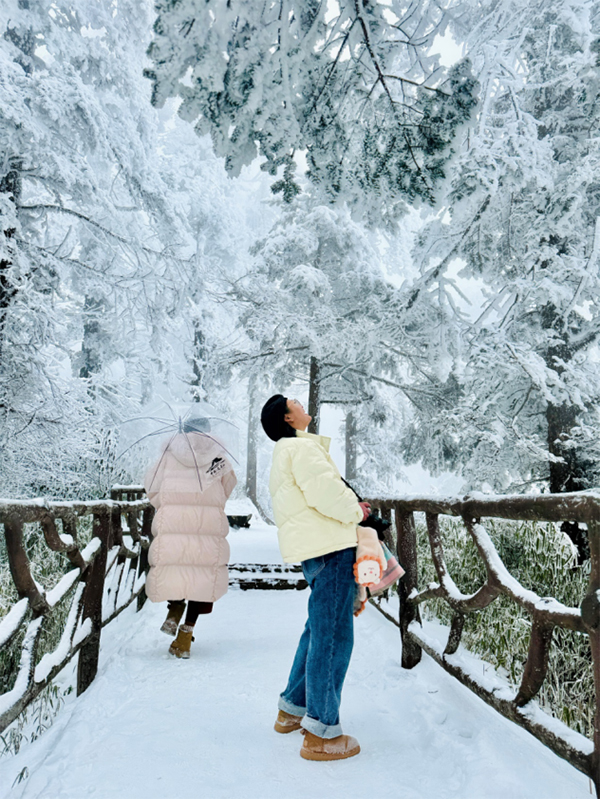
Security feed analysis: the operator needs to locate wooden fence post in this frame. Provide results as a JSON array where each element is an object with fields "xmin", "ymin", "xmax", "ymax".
[
  {"xmin": 77, "ymin": 510, "xmax": 110, "ymax": 696},
  {"xmin": 4, "ymin": 516, "xmax": 50, "ymax": 616},
  {"xmin": 137, "ymin": 506, "xmax": 153, "ymax": 611},
  {"xmin": 380, "ymin": 506, "xmax": 394, "ymax": 552},
  {"xmin": 395, "ymin": 508, "xmax": 422, "ymax": 669},
  {"xmin": 582, "ymin": 518, "xmax": 600, "ymax": 797}
]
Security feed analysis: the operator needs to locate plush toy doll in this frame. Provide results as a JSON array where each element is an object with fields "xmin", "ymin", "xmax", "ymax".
[
  {"xmin": 354, "ymin": 527, "xmax": 386, "ymax": 584},
  {"xmin": 353, "ymin": 527, "xmax": 387, "ymax": 616}
]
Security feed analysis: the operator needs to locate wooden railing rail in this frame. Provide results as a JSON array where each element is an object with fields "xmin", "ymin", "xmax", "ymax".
[
  {"xmin": 367, "ymin": 490, "xmax": 600, "ymax": 794},
  {"xmin": 9, "ymin": 485, "xmax": 597, "ymax": 788},
  {"xmin": 0, "ymin": 494, "xmax": 154, "ymax": 737}
]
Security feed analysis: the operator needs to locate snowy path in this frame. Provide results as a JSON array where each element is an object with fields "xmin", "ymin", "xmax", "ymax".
[{"xmin": 0, "ymin": 518, "xmax": 593, "ymax": 799}]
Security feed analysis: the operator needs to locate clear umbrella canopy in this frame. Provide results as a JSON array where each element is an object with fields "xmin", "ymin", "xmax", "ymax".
[{"xmin": 117, "ymin": 401, "xmax": 239, "ymax": 490}]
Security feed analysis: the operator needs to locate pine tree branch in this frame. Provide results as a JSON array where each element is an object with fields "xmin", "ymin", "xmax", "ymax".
[
  {"xmin": 382, "ymin": 73, "xmax": 450, "ymax": 96},
  {"xmin": 321, "ymin": 360, "xmax": 450, "ymax": 407},
  {"xmin": 17, "ymin": 204, "xmax": 186, "ymax": 263},
  {"xmin": 304, "ymin": 20, "xmax": 357, "ymax": 124},
  {"xmin": 18, "ymin": 204, "xmax": 140, "ymax": 247},
  {"xmin": 408, "ymin": 195, "xmax": 492, "ymax": 311},
  {"xmin": 224, "ymin": 346, "xmax": 309, "ymax": 367}
]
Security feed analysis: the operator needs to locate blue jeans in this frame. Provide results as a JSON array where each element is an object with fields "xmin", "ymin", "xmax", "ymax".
[{"xmin": 278, "ymin": 546, "xmax": 356, "ymax": 739}]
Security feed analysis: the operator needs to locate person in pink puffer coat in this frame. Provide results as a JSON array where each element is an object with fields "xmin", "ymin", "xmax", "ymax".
[{"xmin": 144, "ymin": 419, "xmax": 237, "ymax": 658}]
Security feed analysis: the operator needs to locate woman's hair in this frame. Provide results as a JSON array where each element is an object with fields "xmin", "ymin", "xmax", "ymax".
[{"xmin": 260, "ymin": 394, "xmax": 297, "ymax": 442}]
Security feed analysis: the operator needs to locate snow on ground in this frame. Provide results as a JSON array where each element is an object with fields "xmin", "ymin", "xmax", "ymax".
[
  {"xmin": 0, "ymin": 519, "xmax": 593, "ymax": 799},
  {"xmin": 226, "ymin": 501, "xmax": 283, "ymax": 565}
]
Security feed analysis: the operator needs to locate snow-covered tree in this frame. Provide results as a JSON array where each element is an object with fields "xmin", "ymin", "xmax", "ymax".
[
  {"xmin": 145, "ymin": 0, "xmax": 478, "ymax": 225},
  {"xmin": 408, "ymin": 0, "xmax": 600, "ymax": 502},
  {"xmin": 227, "ymin": 199, "xmax": 386, "ymax": 395},
  {"xmin": 0, "ymin": 0, "xmax": 253, "ymax": 497},
  {"xmin": 219, "ymin": 194, "xmax": 437, "ymax": 493}
]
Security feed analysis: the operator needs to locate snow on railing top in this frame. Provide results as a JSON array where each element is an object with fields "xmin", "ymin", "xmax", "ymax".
[
  {"xmin": 371, "ymin": 489, "xmax": 600, "ymax": 523},
  {"xmin": 0, "ymin": 497, "xmax": 150, "ymax": 523}
]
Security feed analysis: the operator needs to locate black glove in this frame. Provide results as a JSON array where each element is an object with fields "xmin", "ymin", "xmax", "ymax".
[{"xmin": 342, "ymin": 477, "xmax": 390, "ymax": 541}]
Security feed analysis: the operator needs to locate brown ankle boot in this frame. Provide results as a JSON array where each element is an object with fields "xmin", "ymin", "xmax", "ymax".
[
  {"xmin": 300, "ymin": 731, "xmax": 360, "ymax": 761},
  {"xmin": 168, "ymin": 625, "xmax": 195, "ymax": 658},
  {"xmin": 274, "ymin": 710, "xmax": 303, "ymax": 734},
  {"xmin": 160, "ymin": 601, "xmax": 185, "ymax": 636}
]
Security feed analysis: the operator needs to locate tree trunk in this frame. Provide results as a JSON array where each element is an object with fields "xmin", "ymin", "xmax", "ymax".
[
  {"xmin": 190, "ymin": 320, "xmax": 205, "ymax": 402},
  {"xmin": 246, "ymin": 376, "xmax": 258, "ymax": 503},
  {"xmin": 345, "ymin": 410, "xmax": 357, "ymax": 481},
  {"xmin": 542, "ymin": 303, "xmax": 591, "ymax": 559},
  {"xmin": 547, "ymin": 401, "xmax": 590, "ymax": 560},
  {"xmin": 0, "ymin": 241, "xmax": 15, "ymax": 360},
  {"xmin": 79, "ymin": 296, "xmax": 104, "ymax": 381},
  {"xmin": 245, "ymin": 375, "xmax": 274, "ymax": 524},
  {"xmin": 547, "ymin": 401, "xmax": 587, "ymax": 494},
  {"xmin": 0, "ymin": 161, "xmax": 22, "ymax": 360},
  {"xmin": 308, "ymin": 356, "xmax": 320, "ymax": 434}
]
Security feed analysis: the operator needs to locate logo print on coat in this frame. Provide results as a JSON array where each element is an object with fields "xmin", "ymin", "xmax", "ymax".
[{"xmin": 207, "ymin": 457, "xmax": 225, "ymax": 476}]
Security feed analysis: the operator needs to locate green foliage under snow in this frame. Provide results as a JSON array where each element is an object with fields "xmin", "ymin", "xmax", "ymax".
[
  {"xmin": 414, "ymin": 517, "xmax": 592, "ymax": 738},
  {"xmin": 0, "ymin": 520, "xmax": 93, "ymax": 757}
]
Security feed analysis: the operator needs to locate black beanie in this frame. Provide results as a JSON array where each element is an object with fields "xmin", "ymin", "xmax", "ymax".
[{"xmin": 260, "ymin": 394, "xmax": 297, "ymax": 442}]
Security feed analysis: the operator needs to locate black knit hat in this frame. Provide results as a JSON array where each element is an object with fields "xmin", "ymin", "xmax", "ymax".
[{"xmin": 260, "ymin": 394, "xmax": 296, "ymax": 442}]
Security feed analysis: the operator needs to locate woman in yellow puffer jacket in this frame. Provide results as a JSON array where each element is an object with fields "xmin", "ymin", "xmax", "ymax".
[{"xmin": 261, "ymin": 394, "xmax": 370, "ymax": 762}]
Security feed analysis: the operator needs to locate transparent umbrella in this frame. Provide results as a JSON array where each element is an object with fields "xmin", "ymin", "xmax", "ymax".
[{"xmin": 117, "ymin": 401, "xmax": 239, "ymax": 493}]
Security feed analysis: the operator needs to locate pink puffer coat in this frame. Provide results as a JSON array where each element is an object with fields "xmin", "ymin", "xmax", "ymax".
[{"xmin": 144, "ymin": 432, "xmax": 237, "ymax": 603}]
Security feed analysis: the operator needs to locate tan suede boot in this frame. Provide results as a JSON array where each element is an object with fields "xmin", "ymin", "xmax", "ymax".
[
  {"xmin": 160, "ymin": 601, "xmax": 185, "ymax": 636},
  {"xmin": 300, "ymin": 731, "xmax": 360, "ymax": 761},
  {"xmin": 168, "ymin": 625, "xmax": 195, "ymax": 659},
  {"xmin": 274, "ymin": 710, "xmax": 303, "ymax": 734}
]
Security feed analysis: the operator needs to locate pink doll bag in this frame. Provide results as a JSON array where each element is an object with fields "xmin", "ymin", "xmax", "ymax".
[{"xmin": 368, "ymin": 542, "xmax": 405, "ymax": 596}]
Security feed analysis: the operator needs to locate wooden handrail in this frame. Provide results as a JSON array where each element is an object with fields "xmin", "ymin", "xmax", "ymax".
[
  {"xmin": 367, "ymin": 491, "xmax": 600, "ymax": 794},
  {"xmin": 0, "ymin": 493, "xmax": 154, "ymax": 737},
  {"xmin": 4, "ymin": 485, "xmax": 598, "ymax": 791},
  {"xmin": 0, "ymin": 487, "xmax": 290, "ymax": 741}
]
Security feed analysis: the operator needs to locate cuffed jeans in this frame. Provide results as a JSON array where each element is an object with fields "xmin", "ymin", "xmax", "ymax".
[{"xmin": 278, "ymin": 546, "xmax": 356, "ymax": 739}]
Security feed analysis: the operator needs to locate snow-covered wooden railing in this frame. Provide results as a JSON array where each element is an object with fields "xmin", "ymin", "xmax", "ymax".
[
  {"xmin": 228, "ymin": 563, "xmax": 306, "ymax": 590},
  {"xmin": 368, "ymin": 491, "xmax": 600, "ymax": 795},
  {"xmin": 0, "ymin": 493, "xmax": 154, "ymax": 737}
]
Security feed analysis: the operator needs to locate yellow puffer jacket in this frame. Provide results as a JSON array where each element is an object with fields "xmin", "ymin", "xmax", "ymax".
[{"xmin": 269, "ymin": 430, "xmax": 363, "ymax": 563}]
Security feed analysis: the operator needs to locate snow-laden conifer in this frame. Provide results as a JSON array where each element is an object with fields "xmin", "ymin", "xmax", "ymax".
[
  {"xmin": 145, "ymin": 0, "xmax": 478, "ymax": 224},
  {"xmin": 408, "ymin": 0, "xmax": 600, "ymax": 496}
]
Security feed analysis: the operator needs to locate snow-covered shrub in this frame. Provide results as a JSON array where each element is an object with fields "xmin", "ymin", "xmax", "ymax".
[{"xmin": 415, "ymin": 517, "xmax": 592, "ymax": 736}]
